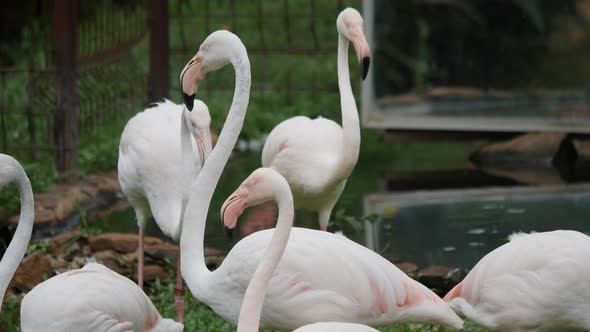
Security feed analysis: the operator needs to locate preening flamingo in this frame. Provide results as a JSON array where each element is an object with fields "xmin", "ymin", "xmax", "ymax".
[
  {"xmin": 118, "ymin": 98, "xmax": 212, "ymax": 322},
  {"xmin": 444, "ymin": 230, "xmax": 590, "ymax": 331},
  {"xmin": 261, "ymin": 8, "xmax": 370, "ymax": 231},
  {"xmin": 226, "ymin": 168, "xmax": 378, "ymax": 332},
  {"xmin": 219, "ymin": 168, "xmax": 463, "ymax": 330},
  {"xmin": 177, "ymin": 28, "xmax": 460, "ymax": 332}
]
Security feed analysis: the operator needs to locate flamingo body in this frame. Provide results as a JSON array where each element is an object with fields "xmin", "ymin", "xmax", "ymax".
[
  {"xmin": 199, "ymin": 227, "xmax": 462, "ymax": 330},
  {"xmin": 294, "ymin": 322, "xmax": 379, "ymax": 332},
  {"xmin": 118, "ymin": 99, "xmax": 210, "ymax": 240},
  {"xmin": 20, "ymin": 263, "xmax": 183, "ymax": 332},
  {"xmin": 262, "ymin": 116, "xmax": 346, "ymax": 213},
  {"xmin": 444, "ymin": 230, "xmax": 590, "ymax": 331}
]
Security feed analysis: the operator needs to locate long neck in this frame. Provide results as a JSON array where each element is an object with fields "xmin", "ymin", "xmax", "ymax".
[
  {"xmin": 237, "ymin": 184, "xmax": 294, "ymax": 332},
  {"xmin": 335, "ymin": 33, "xmax": 361, "ymax": 180},
  {"xmin": 178, "ymin": 108, "xmax": 195, "ymax": 235},
  {"xmin": 0, "ymin": 165, "xmax": 34, "ymax": 311},
  {"xmin": 180, "ymin": 53, "xmax": 251, "ymax": 296}
]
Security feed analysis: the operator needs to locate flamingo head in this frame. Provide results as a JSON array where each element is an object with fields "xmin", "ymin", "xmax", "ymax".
[
  {"xmin": 182, "ymin": 99, "xmax": 212, "ymax": 165},
  {"xmin": 180, "ymin": 30, "xmax": 245, "ymax": 111},
  {"xmin": 220, "ymin": 168, "xmax": 286, "ymax": 240},
  {"xmin": 337, "ymin": 7, "xmax": 371, "ymax": 80}
]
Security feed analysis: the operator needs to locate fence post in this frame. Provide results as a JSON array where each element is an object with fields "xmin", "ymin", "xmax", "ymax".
[
  {"xmin": 54, "ymin": 0, "xmax": 78, "ymax": 176},
  {"xmin": 148, "ymin": 0, "xmax": 169, "ymax": 102}
]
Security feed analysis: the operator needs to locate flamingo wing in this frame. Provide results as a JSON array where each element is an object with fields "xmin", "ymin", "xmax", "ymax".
[
  {"xmin": 20, "ymin": 263, "xmax": 182, "ymax": 332},
  {"xmin": 210, "ymin": 228, "xmax": 461, "ymax": 331},
  {"xmin": 446, "ymin": 230, "xmax": 590, "ymax": 331}
]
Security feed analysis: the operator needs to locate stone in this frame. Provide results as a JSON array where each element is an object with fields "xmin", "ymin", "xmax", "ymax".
[
  {"xmin": 11, "ymin": 253, "xmax": 52, "ymax": 292},
  {"xmin": 142, "ymin": 265, "xmax": 170, "ymax": 282},
  {"xmin": 396, "ymin": 262, "xmax": 418, "ymax": 275},
  {"xmin": 92, "ymin": 250, "xmax": 120, "ymax": 272},
  {"xmin": 470, "ymin": 133, "xmax": 577, "ymax": 169},
  {"xmin": 90, "ymin": 233, "xmax": 141, "ymax": 253},
  {"xmin": 48, "ymin": 230, "xmax": 81, "ymax": 257},
  {"xmin": 417, "ymin": 265, "xmax": 452, "ymax": 290},
  {"xmin": 145, "ymin": 242, "xmax": 179, "ymax": 260},
  {"xmin": 54, "ymin": 186, "xmax": 87, "ymax": 220}
]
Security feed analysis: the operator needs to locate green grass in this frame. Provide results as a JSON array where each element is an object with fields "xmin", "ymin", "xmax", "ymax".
[{"xmin": 0, "ymin": 280, "xmax": 490, "ymax": 332}]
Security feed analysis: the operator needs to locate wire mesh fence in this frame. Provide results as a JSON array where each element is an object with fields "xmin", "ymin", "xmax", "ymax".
[
  {"xmin": 0, "ymin": 0, "xmax": 362, "ymax": 173},
  {"xmin": 0, "ymin": 0, "xmax": 148, "ymax": 166}
]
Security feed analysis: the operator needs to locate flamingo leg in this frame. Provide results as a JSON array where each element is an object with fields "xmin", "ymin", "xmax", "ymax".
[
  {"xmin": 318, "ymin": 209, "xmax": 331, "ymax": 232},
  {"xmin": 138, "ymin": 226, "xmax": 144, "ymax": 289},
  {"xmin": 175, "ymin": 253, "xmax": 185, "ymax": 323}
]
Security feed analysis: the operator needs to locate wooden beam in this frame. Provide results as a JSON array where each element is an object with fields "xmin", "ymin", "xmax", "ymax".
[
  {"xmin": 148, "ymin": 0, "xmax": 169, "ymax": 102},
  {"xmin": 54, "ymin": 0, "xmax": 78, "ymax": 176}
]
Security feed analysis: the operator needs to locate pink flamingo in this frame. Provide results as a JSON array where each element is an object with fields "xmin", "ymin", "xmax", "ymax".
[
  {"xmin": 261, "ymin": 8, "xmax": 371, "ymax": 231},
  {"xmin": 0, "ymin": 154, "xmax": 183, "ymax": 332},
  {"xmin": 444, "ymin": 230, "xmax": 590, "ymax": 331},
  {"xmin": 177, "ymin": 28, "xmax": 462, "ymax": 332}
]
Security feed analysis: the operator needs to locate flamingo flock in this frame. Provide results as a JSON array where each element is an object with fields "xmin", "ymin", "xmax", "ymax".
[{"xmin": 1, "ymin": 6, "xmax": 590, "ymax": 332}]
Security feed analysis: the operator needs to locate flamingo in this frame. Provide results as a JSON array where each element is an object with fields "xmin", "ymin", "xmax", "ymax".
[
  {"xmin": 225, "ymin": 168, "xmax": 379, "ymax": 332},
  {"xmin": 0, "ymin": 154, "xmax": 183, "ymax": 332},
  {"xmin": 444, "ymin": 230, "xmax": 590, "ymax": 331},
  {"xmin": 118, "ymin": 98, "xmax": 212, "ymax": 322},
  {"xmin": 0, "ymin": 154, "xmax": 34, "ymax": 313},
  {"xmin": 260, "ymin": 8, "xmax": 370, "ymax": 231},
  {"xmin": 20, "ymin": 263, "xmax": 184, "ymax": 332},
  {"xmin": 176, "ymin": 31, "xmax": 462, "ymax": 330}
]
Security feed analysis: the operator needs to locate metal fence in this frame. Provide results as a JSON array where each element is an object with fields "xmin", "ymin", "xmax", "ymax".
[{"xmin": 0, "ymin": 0, "xmax": 361, "ymax": 175}]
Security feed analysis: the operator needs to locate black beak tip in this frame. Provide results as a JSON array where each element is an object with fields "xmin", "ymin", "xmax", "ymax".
[
  {"xmin": 183, "ymin": 92, "xmax": 195, "ymax": 111},
  {"xmin": 223, "ymin": 224, "xmax": 234, "ymax": 241},
  {"xmin": 361, "ymin": 56, "xmax": 370, "ymax": 81}
]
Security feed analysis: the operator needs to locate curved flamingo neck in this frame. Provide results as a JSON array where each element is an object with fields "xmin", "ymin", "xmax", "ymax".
[
  {"xmin": 0, "ymin": 162, "xmax": 34, "ymax": 310},
  {"xmin": 237, "ymin": 177, "xmax": 294, "ymax": 332},
  {"xmin": 180, "ymin": 49, "xmax": 251, "ymax": 298},
  {"xmin": 336, "ymin": 33, "xmax": 361, "ymax": 180}
]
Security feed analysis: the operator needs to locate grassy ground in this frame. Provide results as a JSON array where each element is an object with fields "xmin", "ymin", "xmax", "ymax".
[{"xmin": 0, "ymin": 281, "xmax": 490, "ymax": 332}]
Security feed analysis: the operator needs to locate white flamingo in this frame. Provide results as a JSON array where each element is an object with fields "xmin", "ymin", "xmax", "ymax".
[
  {"xmin": 226, "ymin": 168, "xmax": 379, "ymax": 332},
  {"xmin": 444, "ymin": 230, "xmax": 590, "ymax": 331},
  {"xmin": 20, "ymin": 263, "xmax": 183, "ymax": 332},
  {"xmin": 118, "ymin": 97, "xmax": 212, "ymax": 322},
  {"xmin": 0, "ymin": 154, "xmax": 182, "ymax": 332},
  {"xmin": 261, "ymin": 8, "xmax": 370, "ymax": 231},
  {"xmin": 177, "ymin": 31, "xmax": 462, "ymax": 331}
]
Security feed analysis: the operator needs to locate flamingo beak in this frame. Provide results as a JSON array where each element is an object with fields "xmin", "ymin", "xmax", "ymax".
[
  {"xmin": 220, "ymin": 187, "xmax": 249, "ymax": 241},
  {"xmin": 180, "ymin": 56, "xmax": 204, "ymax": 111},
  {"xmin": 351, "ymin": 29, "xmax": 371, "ymax": 80}
]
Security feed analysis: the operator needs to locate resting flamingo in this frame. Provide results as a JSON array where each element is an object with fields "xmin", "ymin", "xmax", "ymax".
[
  {"xmin": 0, "ymin": 154, "xmax": 183, "ymax": 332},
  {"xmin": 118, "ymin": 97, "xmax": 212, "ymax": 322},
  {"xmin": 444, "ymin": 230, "xmax": 590, "ymax": 331},
  {"xmin": 176, "ymin": 30, "xmax": 462, "ymax": 330},
  {"xmin": 225, "ymin": 168, "xmax": 379, "ymax": 332},
  {"xmin": 260, "ymin": 8, "xmax": 370, "ymax": 231}
]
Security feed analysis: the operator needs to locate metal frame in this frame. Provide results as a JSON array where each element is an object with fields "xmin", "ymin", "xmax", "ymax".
[{"xmin": 361, "ymin": 0, "xmax": 590, "ymax": 134}]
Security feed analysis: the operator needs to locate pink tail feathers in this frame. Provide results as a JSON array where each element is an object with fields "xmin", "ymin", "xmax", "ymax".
[
  {"xmin": 398, "ymin": 280, "xmax": 464, "ymax": 329},
  {"xmin": 443, "ymin": 282, "xmax": 464, "ymax": 302}
]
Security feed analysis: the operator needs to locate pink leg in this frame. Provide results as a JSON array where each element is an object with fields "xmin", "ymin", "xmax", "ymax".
[
  {"xmin": 138, "ymin": 227, "xmax": 144, "ymax": 289},
  {"xmin": 175, "ymin": 253, "xmax": 185, "ymax": 323}
]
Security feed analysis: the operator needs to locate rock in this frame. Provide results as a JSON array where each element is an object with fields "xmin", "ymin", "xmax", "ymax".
[
  {"xmin": 142, "ymin": 265, "xmax": 170, "ymax": 282},
  {"xmin": 11, "ymin": 253, "xmax": 52, "ymax": 292},
  {"xmin": 90, "ymin": 233, "xmax": 140, "ymax": 253},
  {"xmin": 470, "ymin": 133, "xmax": 577, "ymax": 168},
  {"xmin": 11, "ymin": 208, "xmax": 56, "ymax": 225},
  {"xmin": 145, "ymin": 242, "xmax": 179, "ymax": 260},
  {"xmin": 396, "ymin": 262, "xmax": 418, "ymax": 275},
  {"xmin": 204, "ymin": 247, "xmax": 225, "ymax": 258},
  {"xmin": 417, "ymin": 265, "xmax": 452, "ymax": 290},
  {"xmin": 48, "ymin": 230, "xmax": 81, "ymax": 257},
  {"xmin": 92, "ymin": 250, "xmax": 121, "ymax": 272}
]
